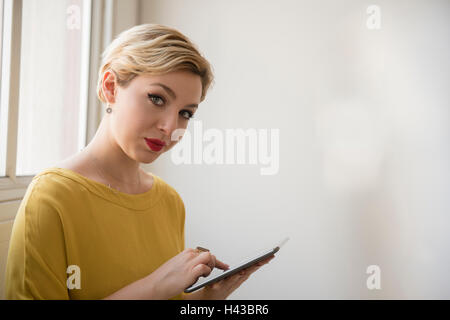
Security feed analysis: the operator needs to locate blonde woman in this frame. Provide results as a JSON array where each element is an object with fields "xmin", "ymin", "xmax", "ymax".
[{"xmin": 5, "ymin": 24, "xmax": 272, "ymax": 300}]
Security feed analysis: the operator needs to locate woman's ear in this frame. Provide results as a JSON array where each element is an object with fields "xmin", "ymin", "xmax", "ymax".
[{"xmin": 102, "ymin": 70, "xmax": 117, "ymax": 104}]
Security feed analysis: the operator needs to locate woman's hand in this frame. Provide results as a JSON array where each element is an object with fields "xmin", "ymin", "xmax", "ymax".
[
  {"xmin": 186, "ymin": 255, "xmax": 275, "ymax": 300},
  {"xmin": 144, "ymin": 248, "xmax": 229, "ymax": 299}
]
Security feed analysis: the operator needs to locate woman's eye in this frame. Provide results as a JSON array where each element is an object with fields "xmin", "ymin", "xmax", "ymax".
[
  {"xmin": 148, "ymin": 94, "xmax": 193, "ymax": 120},
  {"xmin": 180, "ymin": 110, "xmax": 194, "ymax": 120},
  {"xmin": 148, "ymin": 94, "xmax": 164, "ymax": 106}
]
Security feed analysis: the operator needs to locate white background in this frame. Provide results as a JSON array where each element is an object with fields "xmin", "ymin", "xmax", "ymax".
[{"xmin": 140, "ymin": 0, "xmax": 450, "ymax": 299}]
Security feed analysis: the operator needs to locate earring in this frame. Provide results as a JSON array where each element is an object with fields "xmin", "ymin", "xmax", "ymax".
[{"xmin": 106, "ymin": 104, "xmax": 112, "ymax": 113}]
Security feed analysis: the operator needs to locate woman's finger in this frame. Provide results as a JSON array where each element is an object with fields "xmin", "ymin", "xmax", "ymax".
[
  {"xmin": 215, "ymin": 258, "xmax": 230, "ymax": 271},
  {"xmin": 192, "ymin": 263, "xmax": 212, "ymax": 278},
  {"xmin": 190, "ymin": 251, "xmax": 214, "ymax": 268},
  {"xmin": 228, "ymin": 273, "xmax": 251, "ymax": 292},
  {"xmin": 239, "ymin": 265, "xmax": 261, "ymax": 278},
  {"xmin": 207, "ymin": 254, "xmax": 216, "ymax": 270}
]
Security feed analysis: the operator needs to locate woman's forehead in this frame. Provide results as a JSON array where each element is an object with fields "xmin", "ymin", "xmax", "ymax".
[{"xmin": 134, "ymin": 72, "xmax": 202, "ymax": 100}]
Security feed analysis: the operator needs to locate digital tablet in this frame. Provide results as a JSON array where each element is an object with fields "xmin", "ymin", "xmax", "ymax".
[{"xmin": 184, "ymin": 237, "xmax": 289, "ymax": 293}]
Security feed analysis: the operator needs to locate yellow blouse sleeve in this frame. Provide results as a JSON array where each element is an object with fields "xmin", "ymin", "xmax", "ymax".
[{"xmin": 5, "ymin": 178, "xmax": 69, "ymax": 299}]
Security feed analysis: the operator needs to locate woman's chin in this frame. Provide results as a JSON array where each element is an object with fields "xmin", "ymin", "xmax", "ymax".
[{"xmin": 140, "ymin": 152, "xmax": 161, "ymax": 164}]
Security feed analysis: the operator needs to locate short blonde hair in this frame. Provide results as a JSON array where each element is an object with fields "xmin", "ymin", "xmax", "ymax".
[{"xmin": 97, "ymin": 24, "xmax": 214, "ymax": 104}]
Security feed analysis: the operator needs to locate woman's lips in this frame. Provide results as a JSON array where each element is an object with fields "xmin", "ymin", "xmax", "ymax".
[{"xmin": 144, "ymin": 138, "xmax": 165, "ymax": 152}]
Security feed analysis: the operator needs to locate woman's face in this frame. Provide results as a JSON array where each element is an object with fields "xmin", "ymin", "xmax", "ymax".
[{"xmin": 106, "ymin": 70, "xmax": 202, "ymax": 164}]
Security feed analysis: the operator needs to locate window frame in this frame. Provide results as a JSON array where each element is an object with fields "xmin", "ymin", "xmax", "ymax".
[
  {"xmin": 0, "ymin": 0, "xmax": 29, "ymax": 202},
  {"xmin": 0, "ymin": 0, "xmax": 113, "ymax": 204}
]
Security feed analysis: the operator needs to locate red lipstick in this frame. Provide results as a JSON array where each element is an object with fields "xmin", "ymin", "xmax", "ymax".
[{"xmin": 145, "ymin": 138, "xmax": 166, "ymax": 152}]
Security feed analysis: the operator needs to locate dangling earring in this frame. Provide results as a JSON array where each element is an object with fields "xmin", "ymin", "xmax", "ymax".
[{"xmin": 106, "ymin": 103, "xmax": 112, "ymax": 113}]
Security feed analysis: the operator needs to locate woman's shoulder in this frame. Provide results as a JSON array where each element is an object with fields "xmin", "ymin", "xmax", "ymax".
[
  {"xmin": 28, "ymin": 153, "xmax": 96, "ymax": 202},
  {"xmin": 26, "ymin": 167, "xmax": 82, "ymax": 200},
  {"xmin": 53, "ymin": 154, "xmax": 97, "ymax": 182},
  {"xmin": 149, "ymin": 173, "xmax": 185, "ymax": 212},
  {"xmin": 150, "ymin": 173, "xmax": 182, "ymax": 199},
  {"xmin": 15, "ymin": 167, "xmax": 83, "ymax": 223}
]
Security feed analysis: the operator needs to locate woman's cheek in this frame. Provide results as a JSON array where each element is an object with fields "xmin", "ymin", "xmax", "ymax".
[{"xmin": 164, "ymin": 141, "xmax": 178, "ymax": 153}]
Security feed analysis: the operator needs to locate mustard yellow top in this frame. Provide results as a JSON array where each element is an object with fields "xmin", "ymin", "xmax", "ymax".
[{"xmin": 4, "ymin": 167, "xmax": 187, "ymax": 300}]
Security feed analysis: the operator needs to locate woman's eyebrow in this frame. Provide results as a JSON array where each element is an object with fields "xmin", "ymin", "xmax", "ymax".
[
  {"xmin": 150, "ymin": 83, "xmax": 176, "ymax": 99},
  {"xmin": 149, "ymin": 82, "xmax": 198, "ymax": 108}
]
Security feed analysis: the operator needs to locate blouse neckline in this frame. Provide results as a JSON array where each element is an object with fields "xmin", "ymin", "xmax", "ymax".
[{"xmin": 33, "ymin": 167, "xmax": 163, "ymax": 211}]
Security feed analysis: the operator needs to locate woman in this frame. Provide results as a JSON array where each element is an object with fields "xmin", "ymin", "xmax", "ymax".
[{"xmin": 5, "ymin": 24, "xmax": 272, "ymax": 300}]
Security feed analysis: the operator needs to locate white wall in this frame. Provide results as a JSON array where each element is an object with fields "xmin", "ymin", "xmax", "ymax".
[{"xmin": 140, "ymin": 0, "xmax": 450, "ymax": 299}]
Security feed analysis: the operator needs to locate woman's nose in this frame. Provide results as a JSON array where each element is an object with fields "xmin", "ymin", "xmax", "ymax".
[{"xmin": 156, "ymin": 112, "xmax": 179, "ymax": 138}]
